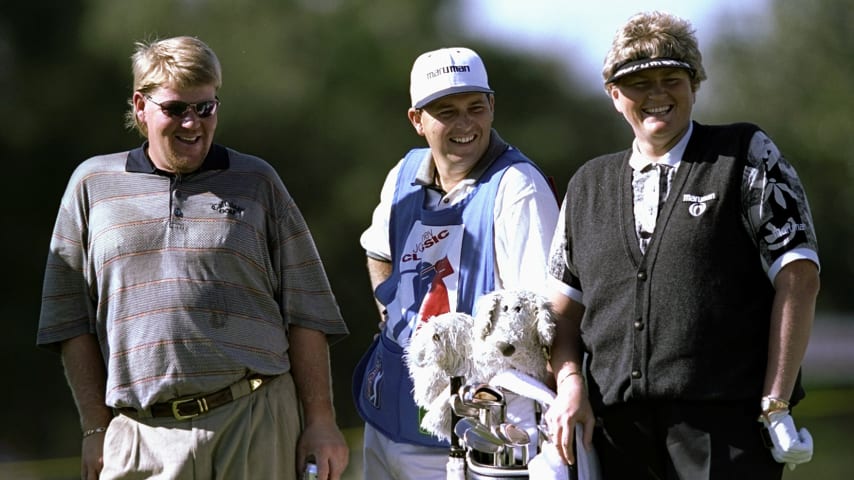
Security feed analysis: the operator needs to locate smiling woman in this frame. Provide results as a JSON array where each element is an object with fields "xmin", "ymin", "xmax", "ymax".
[
  {"xmin": 607, "ymin": 67, "xmax": 696, "ymax": 158},
  {"xmin": 545, "ymin": 10, "xmax": 820, "ymax": 479}
]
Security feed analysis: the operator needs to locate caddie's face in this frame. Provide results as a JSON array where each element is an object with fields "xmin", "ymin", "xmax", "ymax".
[
  {"xmin": 610, "ymin": 68, "xmax": 695, "ymax": 156},
  {"xmin": 133, "ymin": 83, "xmax": 218, "ymax": 174},
  {"xmin": 409, "ymin": 92, "xmax": 494, "ymax": 171}
]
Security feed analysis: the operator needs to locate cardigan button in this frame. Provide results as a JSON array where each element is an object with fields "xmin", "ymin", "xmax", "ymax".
[
  {"xmin": 637, "ymin": 271, "xmax": 647, "ymax": 280},
  {"xmin": 633, "ymin": 321, "xmax": 644, "ymax": 331},
  {"xmin": 631, "ymin": 370, "xmax": 642, "ymax": 379}
]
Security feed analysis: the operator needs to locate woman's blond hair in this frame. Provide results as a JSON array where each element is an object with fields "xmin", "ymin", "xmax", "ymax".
[{"xmin": 602, "ymin": 11, "xmax": 707, "ymax": 91}]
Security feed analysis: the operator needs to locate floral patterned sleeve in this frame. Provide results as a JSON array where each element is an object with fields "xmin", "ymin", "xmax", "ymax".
[
  {"xmin": 547, "ymin": 199, "xmax": 584, "ymax": 303},
  {"xmin": 742, "ymin": 130, "xmax": 820, "ymax": 281}
]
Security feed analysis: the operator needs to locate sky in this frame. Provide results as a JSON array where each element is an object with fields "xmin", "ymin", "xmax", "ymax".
[{"xmin": 458, "ymin": 0, "xmax": 769, "ymax": 90}]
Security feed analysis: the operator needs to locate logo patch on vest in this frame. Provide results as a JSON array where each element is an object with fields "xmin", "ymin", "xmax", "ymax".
[{"xmin": 682, "ymin": 193, "xmax": 716, "ymax": 217}]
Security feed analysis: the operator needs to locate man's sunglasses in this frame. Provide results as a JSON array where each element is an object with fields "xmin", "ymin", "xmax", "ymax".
[{"xmin": 145, "ymin": 95, "xmax": 220, "ymax": 118}]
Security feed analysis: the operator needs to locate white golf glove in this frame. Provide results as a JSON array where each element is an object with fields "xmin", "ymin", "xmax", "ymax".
[{"xmin": 760, "ymin": 410, "xmax": 813, "ymax": 470}]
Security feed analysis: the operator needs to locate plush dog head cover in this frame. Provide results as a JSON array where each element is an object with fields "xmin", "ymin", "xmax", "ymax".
[
  {"xmin": 471, "ymin": 289, "xmax": 555, "ymax": 382},
  {"xmin": 404, "ymin": 311, "xmax": 475, "ymax": 407}
]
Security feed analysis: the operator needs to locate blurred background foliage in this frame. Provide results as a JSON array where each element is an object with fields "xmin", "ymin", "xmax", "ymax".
[{"xmin": 0, "ymin": 0, "xmax": 851, "ymax": 477}]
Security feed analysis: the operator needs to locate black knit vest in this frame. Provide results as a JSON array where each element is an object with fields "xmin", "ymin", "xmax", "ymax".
[{"xmin": 565, "ymin": 122, "xmax": 803, "ymax": 409}]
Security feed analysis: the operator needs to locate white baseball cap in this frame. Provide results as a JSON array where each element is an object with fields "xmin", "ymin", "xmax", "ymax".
[{"xmin": 409, "ymin": 47, "xmax": 493, "ymax": 109}]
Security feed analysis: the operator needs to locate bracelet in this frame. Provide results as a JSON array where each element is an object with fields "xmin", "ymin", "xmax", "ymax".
[
  {"xmin": 82, "ymin": 426, "xmax": 108, "ymax": 438},
  {"xmin": 557, "ymin": 370, "xmax": 583, "ymax": 387},
  {"xmin": 761, "ymin": 395, "xmax": 790, "ymax": 412},
  {"xmin": 759, "ymin": 396, "xmax": 790, "ymax": 422}
]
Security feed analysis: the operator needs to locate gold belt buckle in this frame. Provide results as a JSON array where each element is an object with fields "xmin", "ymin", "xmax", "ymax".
[
  {"xmin": 171, "ymin": 397, "xmax": 209, "ymax": 420},
  {"xmin": 249, "ymin": 377, "xmax": 264, "ymax": 391}
]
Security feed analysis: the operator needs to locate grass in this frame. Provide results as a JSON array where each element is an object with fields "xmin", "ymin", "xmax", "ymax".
[{"xmin": 783, "ymin": 387, "xmax": 854, "ymax": 480}]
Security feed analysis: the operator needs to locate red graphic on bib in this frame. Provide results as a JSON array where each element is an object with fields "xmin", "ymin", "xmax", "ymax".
[{"xmin": 416, "ymin": 256, "xmax": 454, "ymax": 327}]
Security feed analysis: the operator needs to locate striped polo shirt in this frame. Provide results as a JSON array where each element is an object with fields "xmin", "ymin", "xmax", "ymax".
[{"xmin": 38, "ymin": 143, "xmax": 347, "ymax": 410}]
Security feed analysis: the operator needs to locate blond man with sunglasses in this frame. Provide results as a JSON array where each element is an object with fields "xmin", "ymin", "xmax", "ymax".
[{"xmin": 38, "ymin": 36, "xmax": 349, "ymax": 479}]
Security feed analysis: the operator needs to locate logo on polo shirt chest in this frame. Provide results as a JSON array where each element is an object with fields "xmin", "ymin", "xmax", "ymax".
[{"xmin": 211, "ymin": 200, "xmax": 244, "ymax": 216}]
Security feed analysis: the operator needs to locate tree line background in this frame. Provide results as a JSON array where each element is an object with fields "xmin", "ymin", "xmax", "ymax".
[{"xmin": 1, "ymin": 0, "xmax": 851, "ymax": 477}]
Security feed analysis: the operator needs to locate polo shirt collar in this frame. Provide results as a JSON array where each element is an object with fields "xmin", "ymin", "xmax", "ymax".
[
  {"xmin": 126, "ymin": 142, "xmax": 230, "ymax": 174},
  {"xmin": 629, "ymin": 121, "xmax": 694, "ymax": 172}
]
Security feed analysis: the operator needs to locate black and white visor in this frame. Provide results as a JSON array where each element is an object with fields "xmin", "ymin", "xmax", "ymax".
[{"xmin": 607, "ymin": 57, "xmax": 695, "ymax": 83}]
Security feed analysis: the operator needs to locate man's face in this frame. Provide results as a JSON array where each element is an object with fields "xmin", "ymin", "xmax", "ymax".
[
  {"xmin": 409, "ymin": 92, "xmax": 495, "ymax": 171},
  {"xmin": 134, "ymin": 83, "xmax": 219, "ymax": 174}
]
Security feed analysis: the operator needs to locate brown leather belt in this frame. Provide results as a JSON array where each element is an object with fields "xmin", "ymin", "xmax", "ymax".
[{"xmin": 117, "ymin": 374, "xmax": 278, "ymax": 421}]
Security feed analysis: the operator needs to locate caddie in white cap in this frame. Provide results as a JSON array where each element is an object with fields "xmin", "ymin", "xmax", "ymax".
[{"xmin": 353, "ymin": 46, "xmax": 561, "ymax": 480}]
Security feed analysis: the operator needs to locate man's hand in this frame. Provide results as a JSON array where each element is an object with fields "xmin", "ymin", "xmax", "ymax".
[
  {"xmin": 81, "ymin": 433, "xmax": 105, "ymax": 479},
  {"xmin": 760, "ymin": 411, "xmax": 813, "ymax": 470},
  {"xmin": 289, "ymin": 326, "xmax": 349, "ymax": 479},
  {"xmin": 296, "ymin": 421, "xmax": 349, "ymax": 480}
]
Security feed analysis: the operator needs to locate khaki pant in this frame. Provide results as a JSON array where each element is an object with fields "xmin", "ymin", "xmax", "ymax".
[{"xmin": 101, "ymin": 373, "xmax": 300, "ymax": 480}]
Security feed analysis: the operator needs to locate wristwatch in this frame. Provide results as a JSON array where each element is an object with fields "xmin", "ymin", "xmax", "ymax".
[{"xmin": 759, "ymin": 395, "xmax": 790, "ymax": 422}]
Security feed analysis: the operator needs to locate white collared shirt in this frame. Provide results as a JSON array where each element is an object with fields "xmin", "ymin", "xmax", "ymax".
[{"xmin": 629, "ymin": 123, "xmax": 693, "ymax": 253}]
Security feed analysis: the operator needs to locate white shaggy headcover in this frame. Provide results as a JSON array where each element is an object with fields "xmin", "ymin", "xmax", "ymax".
[
  {"xmin": 404, "ymin": 311, "xmax": 475, "ymax": 409},
  {"xmin": 403, "ymin": 289, "xmax": 556, "ymax": 442}
]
